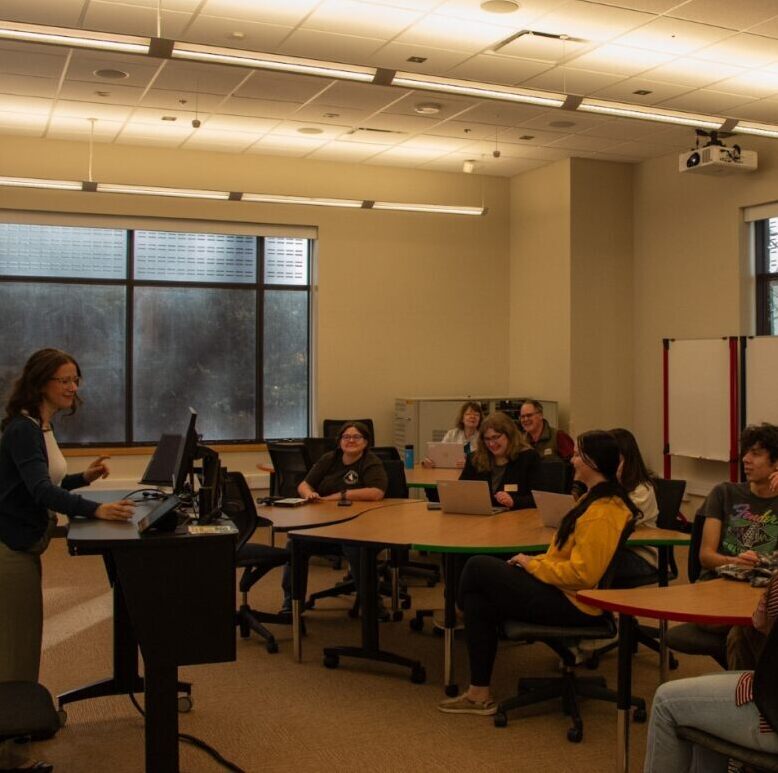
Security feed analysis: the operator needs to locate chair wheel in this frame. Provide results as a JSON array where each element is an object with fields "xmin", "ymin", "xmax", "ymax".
[
  {"xmin": 323, "ymin": 654, "xmax": 339, "ymax": 669},
  {"xmin": 445, "ymin": 684, "xmax": 458, "ymax": 697},
  {"xmin": 567, "ymin": 726, "xmax": 583, "ymax": 743},
  {"xmin": 410, "ymin": 665, "xmax": 426, "ymax": 684},
  {"xmin": 177, "ymin": 695, "xmax": 193, "ymax": 713},
  {"xmin": 493, "ymin": 712, "xmax": 507, "ymax": 728},
  {"xmin": 266, "ymin": 639, "xmax": 279, "ymax": 654},
  {"xmin": 409, "ymin": 616, "xmax": 424, "ymax": 632},
  {"xmin": 633, "ymin": 706, "xmax": 647, "ymax": 723},
  {"xmin": 57, "ymin": 709, "xmax": 68, "ymax": 727},
  {"xmin": 401, "ymin": 598, "xmax": 412, "ymax": 610},
  {"xmin": 392, "ymin": 610, "xmax": 403, "ymax": 622}
]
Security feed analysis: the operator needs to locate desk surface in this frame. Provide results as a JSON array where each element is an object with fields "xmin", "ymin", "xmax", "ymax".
[
  {"xmin": 404, "ymin": 466, "xmax": 460, "ymax": 488},
  {"xmin": 258, "ymin": 499, "xmax": 398, "ymax": 532},
  {"xmin": 290, "ymin": 502, "xmax": 691, "ymax": 554},
  {"xmin": 577, "ymin": 578, "xmax": 760, "ymax": 626}
]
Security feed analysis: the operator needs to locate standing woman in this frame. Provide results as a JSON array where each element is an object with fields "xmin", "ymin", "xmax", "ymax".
[
  {"xmin": 0, "ymin": 349, "xmax": 134, "ymax": 685},
  {"xmin": 439, "ymin": 431, "xmax": 639, "ymax": 715},
  {"xmin": 459, "ymin": 411, "xmax": 539, "ymax": 510}
]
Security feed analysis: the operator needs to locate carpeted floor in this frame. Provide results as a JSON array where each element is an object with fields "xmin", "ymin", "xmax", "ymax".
[{"xmin": 33, "ymin": 529, "xmax": 715, "ymax": 772}]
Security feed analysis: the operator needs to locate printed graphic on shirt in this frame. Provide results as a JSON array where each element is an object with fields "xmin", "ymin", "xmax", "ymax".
[
  {"xmin": 722, "ymin": 503, "xmax": 778, "ymax": 557},
  {"xmin": 343, "ymin": 469, "xmax": 359, "ymax": 486}
]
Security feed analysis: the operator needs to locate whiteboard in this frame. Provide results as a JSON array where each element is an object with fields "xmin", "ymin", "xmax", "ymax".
[
  {"xmin": 745, "ymin": 336, "xmax": 778, "ymax": 426},
  {"xmin": 668, "ymin": 338, "xmax": 731, "ymax": 461}
]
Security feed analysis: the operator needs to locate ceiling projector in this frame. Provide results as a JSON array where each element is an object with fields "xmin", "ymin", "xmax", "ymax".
[{"xmin": 679, "ymin": 131, "xmax": 757, "ymax": 175}]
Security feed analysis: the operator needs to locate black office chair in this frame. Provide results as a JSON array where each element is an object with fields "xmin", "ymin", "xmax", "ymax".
[
  {"xmin": 371, "ymin": 445, "xmax": 402, "ymax": 462},
  {"xmin": 0, "ymin": 681, "xmax": 61, "ymax": 769},
  {"xmin": 302, "ymin": 436, "xmax": 336, "ymax": 465},
  {"xmin": 665, "ymin": 514, "xmax": 728, "ymax": 668},
  {"xmin": 494, "ymin": 518, "xmax": 647, "ymax": 742},
  {"xmin": 223, "ymin": 471, "xmax": 292, "ymax": 654},
  {"xmin": 322, "ymin": 418, "xmax": 375, "ymax": 446},
  {"xmin": 266, "ymin": 441, "xmax": 311, "ymax": 497},
  {"xmin": 675, "ymin": 618, "xmax": 778, "ymax": 771},
  {"xmin": 535, "ymin": 459, "xmax": 570, "ymax": 494}
]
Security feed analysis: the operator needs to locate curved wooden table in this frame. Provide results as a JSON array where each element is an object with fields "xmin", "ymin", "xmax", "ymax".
[
  {"xmin": 404, "ymin": 466, "xmax": 460, "ymax": 489},
  {"xmin": 290, "ymin": 502, "xmax": 691, "ymax": 693},
  {"xmin": 577, "ymin": 579, "xmax": 761, "ymax": 773}
]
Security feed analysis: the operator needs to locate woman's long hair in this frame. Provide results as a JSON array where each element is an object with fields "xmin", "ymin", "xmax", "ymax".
[
  {"xmin": 469, "ymin": 411, "xmax": 529, "ymax": 473},
  {"xmin": 610, "ymin": 427, "xmax": 656, "ymax": 494},
  {"xmin": 454, "ymin": 401, "xmax": 483, "ymax": 431},
  {"xmin": 554, "ymin": 430, "xmax": 640, "ymax": 548},
  {"xmin": 2, "ymin": 348, "xmax": 82, "ymax": 430}
]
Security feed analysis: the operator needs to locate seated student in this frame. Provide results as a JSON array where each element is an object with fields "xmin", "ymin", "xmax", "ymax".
[
  {"xmin": 459, "ymin": 411, "xmax": 540, "ymax": 510},
  {"xmin": 519, "ymin": 399, "xmax": 574, "ymax": 462},
  {"xmin": 610, "ymin": 427, "xmax": 660, "ymax": 582},
  {"xmin": 421, "ymin": 401, "xmax": 482, "ymax": 468},
  {"xmin": 438, "ymin": 430, "xmax": 639, "ymax": 715},
  {"xmin": 282, "ymin": 422, "xmax": 387, "ymax": 614},
  {"xmin": 644, "ymin": 571, "xmax": 778, "ymax": 773},
  {"xmin": 699, "ymin": 423, "xmax": 778, "ymax": 580}
]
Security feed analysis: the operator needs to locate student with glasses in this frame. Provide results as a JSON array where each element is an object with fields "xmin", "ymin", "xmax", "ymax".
[
  {"xmin": 0, "ymin": 349, "xmax": 134, "ymax": 771},
  {"xmin": 458, "ymin": 411, "xmax": 540, "ymax": 510},
  {"xmin": 519, "ymin": 399, "xmax": 574, "ymax": 463},
  {"xmin": 279, "ymin": 421, "xmax": 388, "ymax": 614},
  {"xmin": 421, "ymin": 401, "xmax": 482, "ymax": 469}
]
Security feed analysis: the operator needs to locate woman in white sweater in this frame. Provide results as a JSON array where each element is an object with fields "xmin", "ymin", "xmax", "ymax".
[{"xmin": 422, "ymin": 401, "xmax": 483, "ymax": 468}]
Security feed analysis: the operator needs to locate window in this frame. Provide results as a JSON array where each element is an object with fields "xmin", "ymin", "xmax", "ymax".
[
  {"xmin": 0, "ymin": 223, "xmax": 312, "ymax": 444},
  {"xmin": 755, "ymin": 218, "xmax": 778, "ymax": 335}
]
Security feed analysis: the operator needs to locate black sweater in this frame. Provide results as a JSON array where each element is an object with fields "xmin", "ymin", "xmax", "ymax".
[
  {"xmin": 459, "ymin": 448, "xmax": 540, "ymax": 510},
  {"xmin": 0, "ymin": 415, "xmax": 98, "ymax": 551}
]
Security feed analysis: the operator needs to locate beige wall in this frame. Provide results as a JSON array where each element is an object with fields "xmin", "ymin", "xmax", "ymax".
[{"xmin": 0, "ymin": 136, "xmax": 511, "ymax": 463}]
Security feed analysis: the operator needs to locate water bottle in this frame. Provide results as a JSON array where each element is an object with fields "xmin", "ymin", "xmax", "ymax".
[{"xmin": 404, "ymin": 444, "xmax": 414, "ymax": 470}]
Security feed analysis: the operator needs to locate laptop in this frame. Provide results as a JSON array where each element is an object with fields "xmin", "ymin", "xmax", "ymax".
[
  {"xmin": 426, "ymin": 441, "xmax": 465, "ymax": 468},
  {"xmin": 532, "ymin": 489, "xmax": 575, "ymax": 528},
  {"xmin": 437, "ymin": 479, "xmax": 507, "ymax": 515}
]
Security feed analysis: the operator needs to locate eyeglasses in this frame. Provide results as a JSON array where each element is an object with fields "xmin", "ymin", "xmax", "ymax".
[
  {"xmin": 341, "ymin": 434, "xmax": 365, "ymax": 442},
  {"xmin": 519, "ymin": 412, "xmax": 539, "ymax": 421},
  {"xmin": 483, "ymin": 433, "xmax": 505, "ymax": 444},
  {"xmin": 49, "ymin": 376, "xmax": 81, "ymax": 387}
]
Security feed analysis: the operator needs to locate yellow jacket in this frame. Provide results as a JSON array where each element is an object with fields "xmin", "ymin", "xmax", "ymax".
[{"xmin": 525, "ymin": 496, "xmax": 631, "ymax": 615}]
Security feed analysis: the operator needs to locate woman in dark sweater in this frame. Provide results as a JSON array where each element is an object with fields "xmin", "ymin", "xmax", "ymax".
[
  {"xmin": 0, "ymin": 349, "xmax": 134, "ymax": 688},
  {"xmin": 459, "ymin": 411, "xmax": 540, "ymax": 510}
]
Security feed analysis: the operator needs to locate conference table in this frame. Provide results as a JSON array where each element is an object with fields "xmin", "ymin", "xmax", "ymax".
[
  {"xmin": 578, "ymin": 579, "xmax": 761, "ymax": 773},
  {"xmin": 285, "ymin": 500, "xmax": 690, "ymax": 695},
  {"xmin": 404, "ymin": 466, "xmax": 460, "ymax": 489}
]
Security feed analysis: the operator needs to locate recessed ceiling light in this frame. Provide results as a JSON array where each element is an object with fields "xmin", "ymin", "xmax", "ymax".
[
  {"xmin": 633, "ymin": 89, "xmax": 653, "ymax": 96},
  {"xmin": 549, "ymin": 120, "xmax": 575, "ymax": 128},
  {"xmin": 161, "ymin": 115, "xmax": 177, "ymax": 121},
  {"xmin": 322, "ymin": 112, "xmax": 340, "ymax": 119},
  {"xmin": 407, "ymin": 56, "xmax": 427, "ymax": 63},
  {"xmin": 519, "ymin": 134, "xmax": 535, "ymax": 140},
  {"xmin": 94, "ymin": 90, "xmax": 111, "ymax": 97},
  {"xmin": 298, "ymin": 127, "xmax": 324, "ymax": 135},
  {"xmin": 414, "ymin": 102, "xmax": 442, "ymax": 115},
  {"xmin": 228, "ymin": 31, "xmax": 245, "ymax": 40},
  {"xmin": 480, "ymin": 0, "xmax": 520, "ymax": 13},
  {"xmin": 94, "ymin": 68, "xmax": 129, "ymax": 80}
]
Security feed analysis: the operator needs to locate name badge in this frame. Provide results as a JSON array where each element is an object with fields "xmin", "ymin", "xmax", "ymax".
[{"xmin": 504, "ymin": 484, "xmax": 518, "ymax": 493}]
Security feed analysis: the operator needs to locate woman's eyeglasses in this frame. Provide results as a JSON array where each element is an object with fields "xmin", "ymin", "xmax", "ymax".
[
  {"xmin": 341, "ymin": 434, "xmax": 365, "ymax": 442},
  {"xmin": 49, "ymin": 376, "xmax": 81, "ymax": 386},
  {"xmin": 483, "ymin": 433, "xmax": 505, "ymax": 444}
]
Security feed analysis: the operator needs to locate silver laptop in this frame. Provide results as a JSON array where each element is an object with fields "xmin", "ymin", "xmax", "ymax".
[
  {"xmin": 532, "ymin": 489, "xmax": 575, "ymax": 528},
  {"xmin": 437, "ymin": 480, "xmax": 507, "ymax": 515},
  {"xmin": 426, "ymin": 441, "xmax": 465, "ymax": 468}
]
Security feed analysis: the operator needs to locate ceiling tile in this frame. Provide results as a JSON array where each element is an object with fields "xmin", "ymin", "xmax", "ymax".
[
  {"xmin": 278, "ymin": 29, "xmax": 386, "ymax": 62},
  {"xmin": 307, "ymin": 80, "xmax": 403, "ymax": 112},
  {"xmin": 234, "ymin": 70, "xmax": 331, "ymax": 102},
  {"xmin": 712, "ymin": 70, "xmax": 778, "ymax": 99},
  {"xmin": 270, "ymin": 119, "xmax": 348, "ymax": 139},
  {"xmin": 361, "ymin": 112, "xmax": 438, "ymax": 133},
  {"xmin": 247, "ymin": 133, "xmax": 328, "ymax": 156},
  {"xmin": 368, "ymin": 145, "xmax": 449, "ymax": 164},
  {"xmin": 54, "ymin": 99, "xmax": 134, "ymax": 121},
  {"xmin": 520, "ymin": 109, "xmax": 606, "ymax": 132},
  {"xmin": 435, "ymin": 0, "xmax": 569, "ymax": 29},
  {"xmin": 578, "ymin": 116, "xmax": 668, "ymax": 141},
  {"xmin": 749, "ymin": 17, "xmax": 778, "ymax": 40},
  {"xmin": 398, "ymin": 133, "xmax": 472, "ymax": 151},
  {"xmin": 226, "ymin": 96, "xmax": 303, "ymax": 119},
  {"xmin": 0, "ymin": 0, "xmax": 85, "ymax": 26},
  {"xmin": 547, "ymin": 132, "xmax": 619, "ymax": 150},
  {"xmin": 590, "ymin": 76, "xmax": 692, "ymax": 104},
  {"xmin": 291, "ymin": 103, "xmax": 371, "ymax": 125},
  {"xmin": 66, "ymin": 52, "xmax": 162, "ymax": 88},
  {"xmin": 199, "ymin": 0, "xmax": 321, "ymax": 28},
  {"xmin": 150, "ymin": 60, "xmax": 251, "ymax": 94},
  {"xmin": 523, "ymin": 66, "xmax": 625, "ymax": 95},
  {"xmin": 459, "ymin": 100, "xmax": 551, "ymax": 126},
  {"xmin": 496, "ymin": 125, "xmax": 567, "ymax": 144},
  {"xmin": 585, "ymin": 0, "xmax": 683, "ymax": 11},
  {"xmin": 181, "ymin": 129, "xmax": 258, "ymax": 151},
  {"xmin": 729, "ymin": 98, "xmax": 778, "ymax": 122},
  {"xmin": 605, "ymin": 139, "xmax": 677, "ymax": 158},
  {"xmin": 566, "ymin": 44, "xmax": 674, "ymax": 76},
  {"xmin": 383, "ymin": 92, "xmax": 478, "ymax": 120},
  {"xmin": 197, "ymin": 113, "xmax": 279, "ymax": 133},
  {"xmin": 0, "ymin": 46, "xmax": 68, "ymax": 78},
  {"xmin": 658, "ymin": 89, "xmax": 753, "ymax": 114},
  {"xmin": 366, "ymin": 43, "xmax": 471, "ymax": 74},
  {"xmin": 47, "ymin": 115, "xmax": 122, "ymax": 141},
  {"xmin": 395, "ymin": 13, "xmax": 512, "ymax": 52},
  {"xmin": 307, "ymin": 140, "xmax": 383, "ymax": 161},
  {"xmin": 302, "ymin": 0, "xmax": 422, "ymax": 38},
  {"xmin": 182, "ymin": 16, "xmax": 295, "ymax": 51},
  {"xmin": 340, "ymin": 126, "xmax": 404, "ymax": 144},
  {"xmin": 612, "ymin": 16, "xmax": 734, "ymax": 56},
  {"xmin": 138, "ymin": 88, "xmax": 225, "ymax": 112},
  {"xmin": 428, "ymin": 119, "xmax": 506, "ymax": 140},
  {"xmin": 82, "ymin": 2, "xmax": 191, "ymax": 39},
  {"xmin": 447, "ymin": 54, "xmax": 553, "ymax": 86},
  {"xmin": 0, "ymin": 75, "xmax": 60, "ymax": 99},
  {"xmin": 117, "ymin": 121, "xmax": 192, "ymax": 145},
  {"xmin": 0, "ymin": 94, "xmax": 53, "ymax": 114},
  {"xmin": 667, "ymin": 0, "xmax": 778, "ymax": 30},
  {"xmin": 643, "ymin": 57, "xmax": 744, "ymax": 88},
  {"xmin": 528, "ymin": 1, "xmax": 656, "ymax": 42},
  {"xmin": 494, "ymin": 35, "xmax": 589, "ymax": 63},
  {"xmin": 0, "ymin": 115, "xmax": 46, "ymax": 136},
  {"xmin": 693, "ymin": 33, "xmax": 778, "ymax": 69}
]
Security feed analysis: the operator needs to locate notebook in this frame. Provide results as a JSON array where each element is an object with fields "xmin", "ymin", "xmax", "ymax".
[
  {"xmin": 425, "ymin": 441, "xmax": 465, "ymax": 468},
  {"xmin": 532, "ymin": 489, "xmax": 575, "ymax": 528},
  {"xmin": 437, "ymin": 479, "xmax": 507, "ymax": 516}
]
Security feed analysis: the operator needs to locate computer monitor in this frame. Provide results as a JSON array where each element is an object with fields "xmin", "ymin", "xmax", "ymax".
[
  {"xmin": 172, "ymin": 408, "xmax": 199, "ymax": 495},
  {"xmin": 140, "ymin": 433, "xmax": 183, "ymax": 487}
]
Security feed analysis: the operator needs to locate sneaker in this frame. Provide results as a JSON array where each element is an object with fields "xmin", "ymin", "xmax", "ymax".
[{"xmin": 438, "ymin": 695, "xmax": 497, "ymax": 716}]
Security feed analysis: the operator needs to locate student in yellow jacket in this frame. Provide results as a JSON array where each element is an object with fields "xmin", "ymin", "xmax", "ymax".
[{"xmin": 438, "ymin": 429, "xmax": 639, "ymax": 716}]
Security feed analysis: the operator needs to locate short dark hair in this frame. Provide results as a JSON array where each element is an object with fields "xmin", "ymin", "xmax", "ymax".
[
  {"xmin": 337, "ymin": 420, "xmax": 372, "ymax": 446},
  {"xmin": 521, "ymin": 399, "xmax": 544, "ymax": 415},
  {"xmin": 741, "ymin": 423, "xmax": 778, "ymax": 463},
  {"xmin": 2, "ymin": 348, "xmax": 82, "ymax": 430}
]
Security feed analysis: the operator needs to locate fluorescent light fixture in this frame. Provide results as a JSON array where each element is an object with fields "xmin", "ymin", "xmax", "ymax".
[
  {"xmin": 392, "ymin": 71, "xmax": 565, "ymax": 108},
  {"xmin": 578, "ymin": 98, "xmax": 721, "ymax": 130},
  {"xmin": 98, "ymin": 183, "xmax": 229, "ymax": 200},
  {"xmin": 734, "ymin": 121, "xmax": 778, "ymax": 139},
  {"xmin": 173, "ymin": 42, "xmax": 375, "ymax": 83},
  {"xmin": 372, "ymin": 201, "xmax": 485, "ymax": 216},
  {"xmin": 0, "ymin": 20, "xmax": 149, "ymax": 54},
  {"xmin": 0, "ymin": 176, "xmax": 82, "ymax": 191},
  {"xmin": 242, "ymin": 193, "xmax": 363, "ymax": 208}
]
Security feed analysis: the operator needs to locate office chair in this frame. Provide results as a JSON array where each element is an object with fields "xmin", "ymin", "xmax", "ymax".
[
  {"xmin": 585, "ymin": 478, "xmax": 688, "ymax": 669},
  {"xmin": 0, "ymin": 681, "xmax": 61, "ymax": 768},
  {"xmin": 322, "ymin": 418, "xmax": 375, "ymax": 446},
  {"xmin": 371, "ymin": 445, "xmax": 402, "ymax": 462},
  {"xmin": 534, "ymin": 459, "xmax": 570, "ymax": 494},
  {"xmin": 665, "ymin": 514, "xmax": 728, "ymax": 668},
  {"xmin": 266, "ymin": 441, "xmax": 311, "ymax": 497},
  {"xmin": 223, "ymin": 471, "xmax": 292, "ymax": 654},
  {"xmin": 675, "ymin": 618, "xmax": 778, "ymax": 771},
  {"xmin": 302, "ymin": 436, "xmax": 336, "ymax": 465},
  {"xmin": 494, "ymin": 518, "xmax": 647, "ymax": 742}
]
